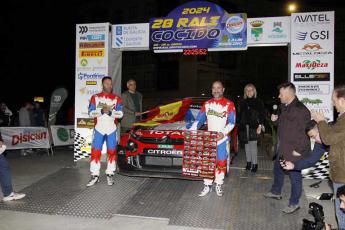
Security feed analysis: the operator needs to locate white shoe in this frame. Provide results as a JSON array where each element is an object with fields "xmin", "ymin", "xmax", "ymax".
[
  {"xmin": 198, "ymin": 185, "xmax": 211, "ymax": 197},
  {"xmin": 3, "ymin": 192, "xmax": 26, "ymax": 202},
  {"xmin": 215, "ymin": 184, "xmax": 223, "ymax": 197},
  {"xmin": 86, "ymin": 175, "xmax": 99, "ymax": 187},
  {"xmin": 106, "ymin": 174, "xmax": 114, "ymax": 186}
]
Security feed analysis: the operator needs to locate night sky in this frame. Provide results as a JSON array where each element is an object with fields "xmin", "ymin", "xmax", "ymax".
[{"xmin": 2, "ymin": 0, "xmax": 341, "ymax": 112}]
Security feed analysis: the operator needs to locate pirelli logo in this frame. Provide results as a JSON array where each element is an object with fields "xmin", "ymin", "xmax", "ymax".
[
  {"xmin": 79, "ymin": 42, "xmax": 105, "ymax": 49},
  {"xmin": 79, "ymin": 49, "xmax": 104, "ymax": 57}
]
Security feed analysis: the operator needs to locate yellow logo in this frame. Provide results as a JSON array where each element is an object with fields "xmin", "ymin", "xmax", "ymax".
[{"xmin": 79, "ymin": 49, "xmax": 104, "ymax": 58}]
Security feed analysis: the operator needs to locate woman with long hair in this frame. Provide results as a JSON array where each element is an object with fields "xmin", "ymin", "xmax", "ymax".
[{"xmin": 238, "ymin": 84, "xmax": 266, "ymax": 173}]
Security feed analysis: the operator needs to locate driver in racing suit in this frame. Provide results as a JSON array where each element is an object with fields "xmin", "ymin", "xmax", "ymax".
[
  {"xmin": 87, "ymin": 76, "xmax": 123, "ymax": 186},
  {"xmin": 190, "ymin": 81, "xmax": 236, "ymax": 197}
]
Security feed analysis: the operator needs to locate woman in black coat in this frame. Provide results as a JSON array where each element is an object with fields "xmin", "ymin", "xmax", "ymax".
[{"xmin": 238, "ymin": 84, "xmax": 266, "ymax": 173}]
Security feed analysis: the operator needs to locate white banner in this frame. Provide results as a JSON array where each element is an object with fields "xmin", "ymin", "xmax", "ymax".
[
  {"xmin": 0, "ymin": 127, "xmax": 50, "ymax": 149},
  {"xmin": 291, "ymin": 11, "xmax": 334, "ymax": 120},
  {"xmin": 50, "ymin": 125, "xmax": 74, "ymax": 146},
  {"xmin": 247, "ymin": 16, "xmax": 290, "ymax": 46},
  {"xmin": 75, "ymin": 23, "xmax": 110, "ymax": 161},
  {"xmin": 112, "ymin": 23, "xmax": 149, "ymax": 50}
]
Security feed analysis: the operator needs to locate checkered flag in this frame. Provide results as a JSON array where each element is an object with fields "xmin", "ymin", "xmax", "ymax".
[
  {"xmin": 74, "ymin": 132, "xmax": 91, "ymax": 162},
  {"xmin": 302, "ymin": 152, "xmax": 329, "ymax": 180}
]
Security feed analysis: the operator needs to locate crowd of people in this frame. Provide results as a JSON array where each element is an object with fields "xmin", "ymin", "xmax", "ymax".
[
  {"xmin": 0, "ymin": 77, "xmax": 344, "ymax": 229},
  {"xmin": 0, "ymin": 102, "xmax": 46, "ymax": 128}
]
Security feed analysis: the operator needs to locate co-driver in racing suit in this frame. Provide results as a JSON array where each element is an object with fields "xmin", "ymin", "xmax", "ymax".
[
  {"xmin": 190, "ymin": 81, "xmax": 236, "ymax": 196},
  {"xmin": 87, "ymin": 77, "xmax": 123, "ymax": 186}
]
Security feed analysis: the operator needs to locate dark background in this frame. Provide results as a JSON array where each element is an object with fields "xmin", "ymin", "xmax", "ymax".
[{"xmin": 1, "ymin": 0, "xmax": 343, "ymax": 114}]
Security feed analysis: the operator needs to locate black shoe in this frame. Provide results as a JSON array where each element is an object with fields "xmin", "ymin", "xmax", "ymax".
[
  {"xmin": 245, "ymin": 162, "xmax": 252, "ymax": 170},
  {"xmin": 251, "ymin": 164, "xmax": 258, "ymax": 173}
]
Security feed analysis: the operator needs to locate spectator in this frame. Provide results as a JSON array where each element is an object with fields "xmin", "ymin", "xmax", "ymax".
[
  {"xmin": 0, "ymin": 103, "xmax": 13, "ymax": 126},
  {"xmin": 238, "ymin": 83, "xmax": 266, "ymax": 173},
  {"xmin": 121, "ymin": 79, "xmax": 143, "ymax": 134},
  {"xmin": 311, "ymin": 84, "xmax": 345, "ymax": 229},
  {"xmin": 337, "ymin": 185, "xmax": 345, "ymax": 212},
  {"xmin": 0, "ymin": 131, "xmax": 26, "ymax": 201},
  {"xmin": 19, "ymin": 102, "xmax": 33, "ymax": 156},
  {"xmin": 19, "ymin": 102, "xmax": 33, "ymax": 127},
  {"xmin": 32, "ymin": 102, "xmax": 46, "ymax": 127},
  {"xmin": 264, "ymin": 82, "xmax": 311, "ymax": 214}
]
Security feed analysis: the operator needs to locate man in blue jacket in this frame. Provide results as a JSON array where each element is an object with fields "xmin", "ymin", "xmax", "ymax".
[{"xmin": 0, "ymin": 132, "xmax": 26, "ymax": 201}]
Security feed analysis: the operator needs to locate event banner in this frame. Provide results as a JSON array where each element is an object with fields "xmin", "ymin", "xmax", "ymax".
[
  {"xmin": 0, "ymin": 127, "xmax": 50, "ymax": 150},
  {"xmin": 75, "ymin": 23, "xmax": 110, "ymax": 161},
  {"xmin": 291, "ymin": 12, "xmax": 334, "ymax": 120},
  {"xmin": 150, "ymin": 1, "xmax": 247, "ymax": 52},
  {"xmin": 112, "ymin": 23, "xmax": 149, "ymax": 50},
  {"xmin": 50, "ymin": 125, "xmax": 74, "ymax": 146},
  {"xmin": 247, "ymin": 16, "xmax": 290, "ymax": 46},
  {"xmin": 48, "ymin": 88, "xmax": 68, "ymax": 126}
]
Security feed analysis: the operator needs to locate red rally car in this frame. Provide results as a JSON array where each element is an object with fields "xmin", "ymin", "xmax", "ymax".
[{"xmin": 117, "ymin": 100, "xmax": 238, "ymax": 179}]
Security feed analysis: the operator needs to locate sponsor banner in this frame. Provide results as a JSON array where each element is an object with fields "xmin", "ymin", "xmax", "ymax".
[
  {"xmin": 50, "ymin": 125, "xmax": 74, "ymax": 146},
  {"xmin": 297, "ymin": 84, "xmax": 330, "ymax": 95},
  {"xmin": 149, "ymin": 1, "xmax": 247, "ymax": 52},
  {"xmin": 75, "ymin": 23, "xmax": 110, "ymax": 161},
  {"xmin": 0, "ymin": 127, "xmax": 50, "ymax": 150},
  {"xmin": 293, "ymin": 72, "xmax": 330, "ymax": 82},
  {"xmin": 79, "ymin": 42, "xmax": 105, "ymax": 49},
  {"xmin": 247, "ymin": 16, "xmax": 290, "ymax": 45},
  {"xmin": 112, "ymin": 23, "xmax": 149, "ymax": 50},
  {"xmin": 48, "ymin": 88, "xmax": 68, "ymax": 126},
  {"xmin": 291, "ymin": 11, "xmax": 334, "ymax": 120},
  {"xmin": 79, "ymin": 49, "xmax": 105, "ymax": 58},
  {"xmin": 76, "ymin": 118, "xmax": 95, "ymax": 129}
]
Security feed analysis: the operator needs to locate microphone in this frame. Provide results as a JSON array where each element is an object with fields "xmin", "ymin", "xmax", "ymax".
[{"xmin": 272, "ymin": 104, "xmax": 278, "ymax": 115}]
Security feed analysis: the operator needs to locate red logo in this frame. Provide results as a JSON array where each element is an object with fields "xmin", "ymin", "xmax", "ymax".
[{"xmin": 12, "ymin": 131, "xmax": 48, "ymax": 145}]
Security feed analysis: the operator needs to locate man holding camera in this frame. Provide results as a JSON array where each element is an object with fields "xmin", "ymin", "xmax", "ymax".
[
  {"xmin": 264, "ymin": 82, "xmax": 311, "ymax": 214},
  {"xmin": 311, "ymin": 85, "xmax": 345, "ymax": 230}
]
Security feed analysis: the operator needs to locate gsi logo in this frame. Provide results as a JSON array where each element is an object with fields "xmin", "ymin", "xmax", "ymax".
[
  {"xmin": 54, "ymin": 96, "xmax": 62, "ymax": 102},
  {"xmin": 296, "ymin": 31, "xmax": 329, "ymax": 41},
  {"xmin": 79, "ymin": 26, "xmax": 88, "ymax": 34}
]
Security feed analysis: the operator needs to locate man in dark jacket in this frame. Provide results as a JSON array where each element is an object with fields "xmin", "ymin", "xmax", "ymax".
[
  {"xmin": 264, "ymin": 82, "xmax": 311, "ymax": 214},
  {"xmin": 121, "ymin": 79, "xmax": 143, "ymax": 134}
]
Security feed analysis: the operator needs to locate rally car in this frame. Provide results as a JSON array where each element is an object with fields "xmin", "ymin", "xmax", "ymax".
[{"xmin": 116, "ymin": 99, "xmax": 237, "ymax": 179}]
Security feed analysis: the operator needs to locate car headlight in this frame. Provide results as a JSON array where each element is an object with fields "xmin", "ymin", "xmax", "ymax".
[{"xmin": 126, "ymin": 140, "xmax": 138, "ymax": 152}]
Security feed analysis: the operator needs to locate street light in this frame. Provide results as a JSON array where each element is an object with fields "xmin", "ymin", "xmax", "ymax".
[{"xmin": 287, "ymin": 3, "xmax": 297, "ymax": 13}]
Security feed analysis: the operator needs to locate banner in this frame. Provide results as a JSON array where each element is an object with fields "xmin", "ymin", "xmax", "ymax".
[
  {"xmin": 50, "ymin": 125, "xmax": 74, "ymax": 146},
  {"xmin": 0, "ymin": 127, "xmax": 50, "ymax": 150},
  {"xmin": 48, "ymin": 88, "xmax": 68, "ymax": 125},
  {"xmin": 112, "ymin": 23, "xmax": 149, "ymax": 50},
  {"xmin": 247, "ymin": 16, "xmax": 290, "ymax": 46},
  {"xmin": 75, "ymin": 23, "xmax": 110, "ymax": 161},
  {"xmin": 290, "ymin": 12, "xmax": 334, "ymax": 121},
  {"xmin": 133, "ymin": 98, "xmax": 192, "ymax": 127},
  {"xmin": 150, "ymin": 1, "xmax": 247, "ymax": 52}
]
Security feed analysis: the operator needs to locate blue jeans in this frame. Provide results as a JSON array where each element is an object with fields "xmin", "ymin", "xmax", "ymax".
[
  {"xmin": 271, "ymin": 157, "xmax": 302, "ymax": 205},
  {"xmin": 333, "ymin": 182, "xmax": 345, "ymax": 230},
  {"xmin": 0, "ymin": 154, "xmax": 13, "ymax": 197}
]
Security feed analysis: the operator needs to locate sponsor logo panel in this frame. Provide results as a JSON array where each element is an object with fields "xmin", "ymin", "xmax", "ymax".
[
  {"xmin": 293, "ymin": 73, "xmax": 330, "ymax": 82},
  {"xmin": 297, "ymin": 84, "xmax": 330, "ymax": 95}
]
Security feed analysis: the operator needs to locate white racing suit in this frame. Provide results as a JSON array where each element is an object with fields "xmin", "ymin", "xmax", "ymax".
[
  {"xmin": 190, "ymin": 97, "xmax": 236, "ymax": 185},
  {"xmin": 88, "ymin": 92, "xmax": 123, "ymax": 176}
]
